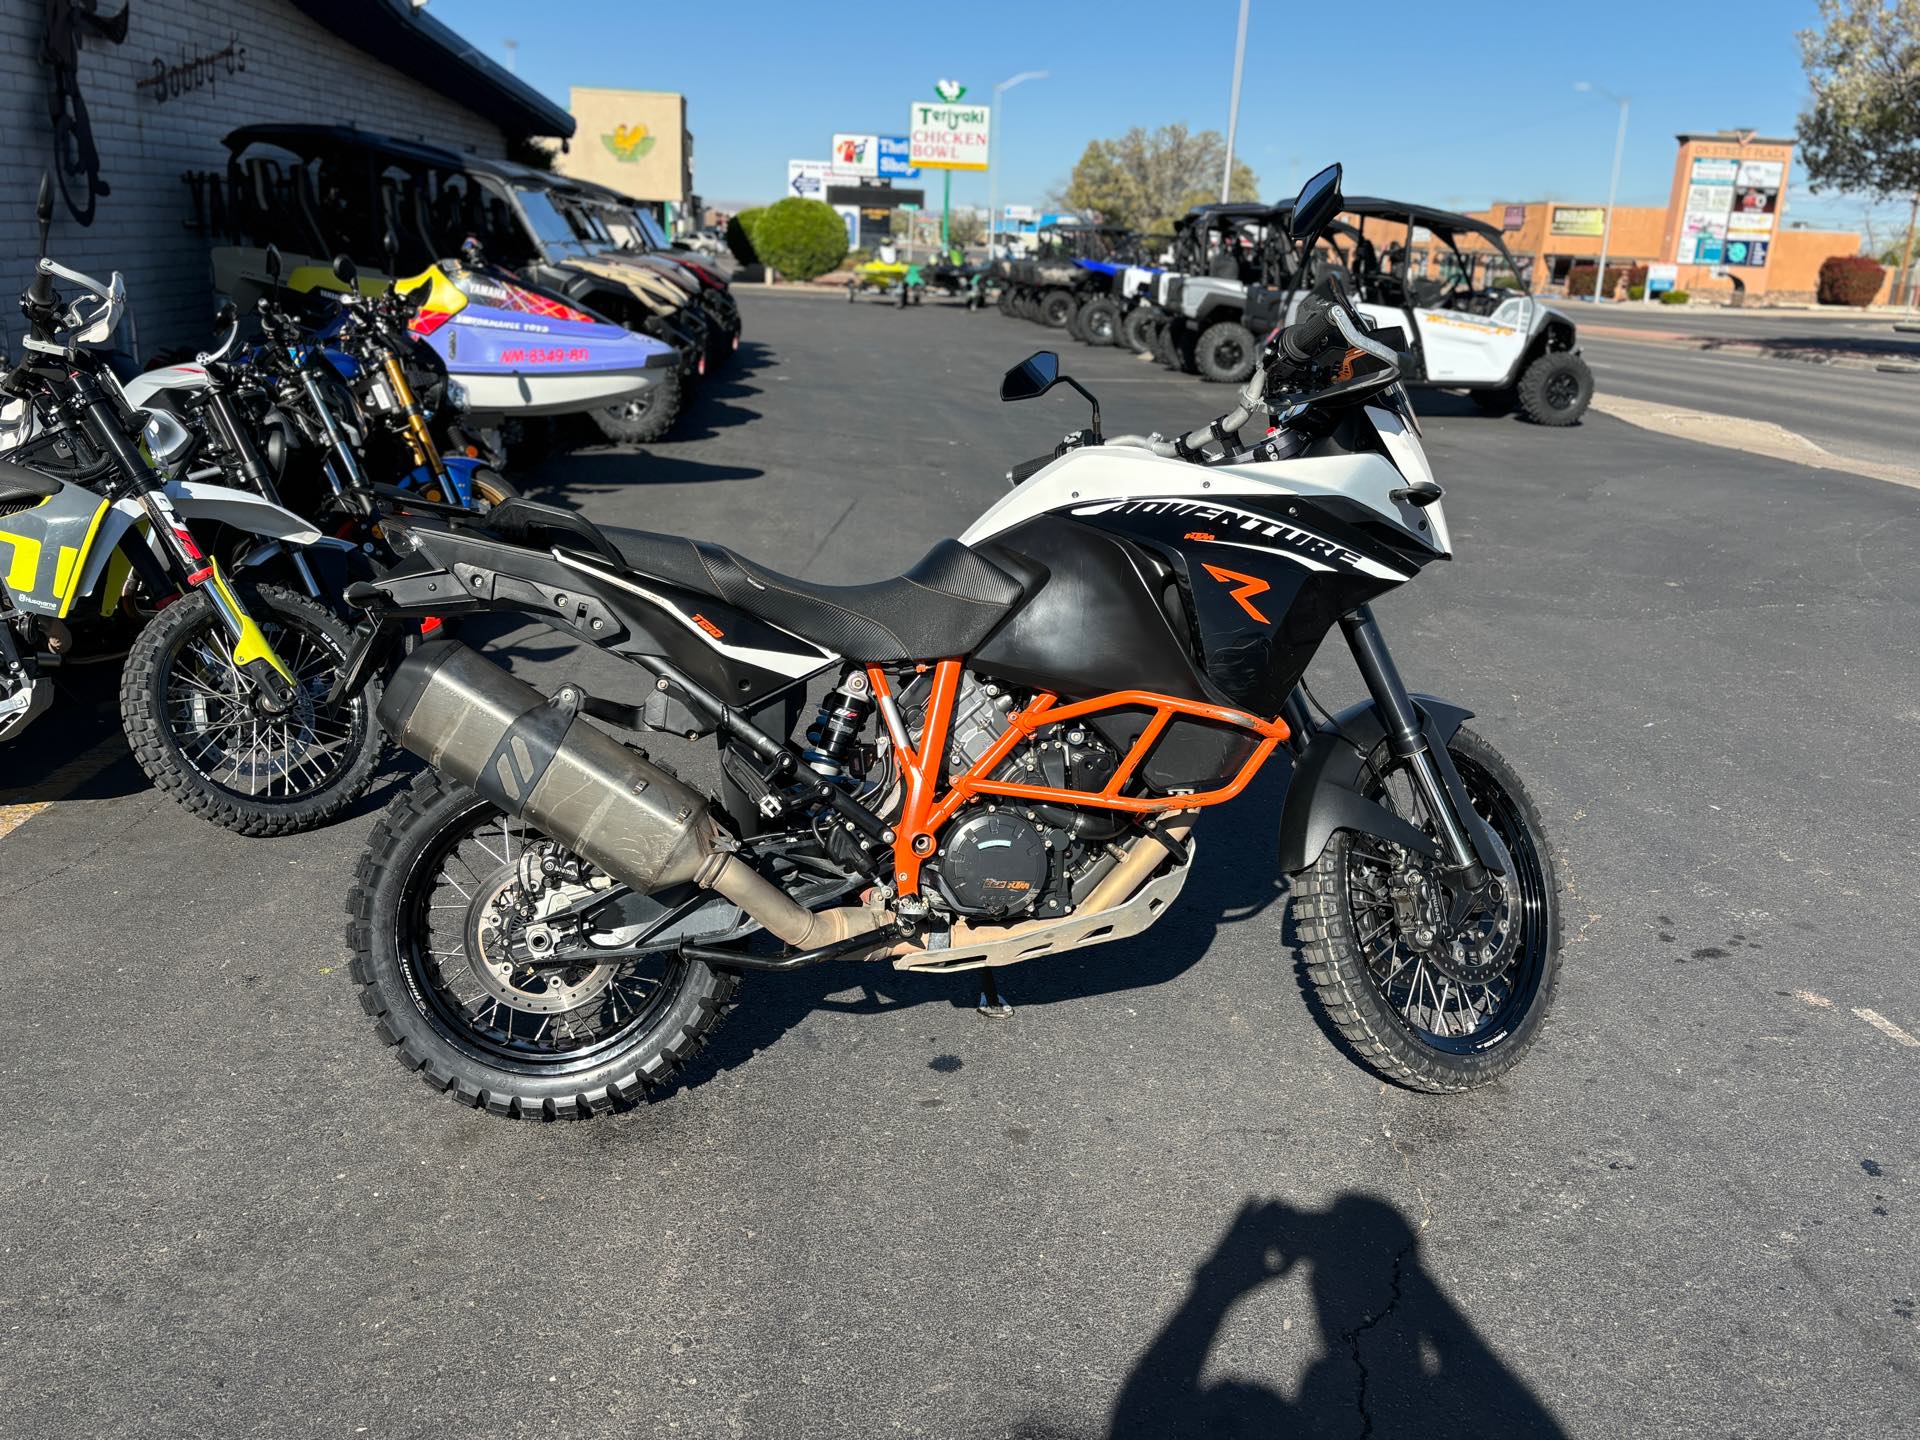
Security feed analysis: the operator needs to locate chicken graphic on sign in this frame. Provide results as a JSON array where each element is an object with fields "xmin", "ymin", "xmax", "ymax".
[{"xmin": 601, "ymin": 122, "xmax": 654, "ymax": 162}]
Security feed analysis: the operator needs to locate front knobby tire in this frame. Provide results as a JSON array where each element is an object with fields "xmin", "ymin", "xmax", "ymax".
[
  {"xmin": 345, "ymin": 773, "xmax": 739, "ymax": 1120},
  {"xmin": 1516, "ymin": 351, "xmax": 1593, "ymax": 426},
  {"xmin": 120, "ymin": 582, "xmax": 383, "ymax": 835},
  {"xmin": 1288, "ymin": 727, "xmax": 1562, "ymax": 1092}
]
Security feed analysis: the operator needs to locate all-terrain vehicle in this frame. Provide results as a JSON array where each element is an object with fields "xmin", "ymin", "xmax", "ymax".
[
  {"xmin": 549, "ymin": 176, "xmax": 743, "ymax": 375},
  {"xmin": 1332, "ymin": 198, "xmax": 1591, "ymax": 426},
  {"xmin": 999, "ymin": 224, "xmax": 1131, "ymax": 332},
  {"xmin": 1144, "ymin": 202, "xmax": 1298, "ymax": 382}
]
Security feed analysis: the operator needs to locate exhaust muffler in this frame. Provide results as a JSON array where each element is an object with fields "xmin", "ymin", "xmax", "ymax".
[{"xmin": 377, "ymin": 639, "xmax": 882, "ymax": 952}]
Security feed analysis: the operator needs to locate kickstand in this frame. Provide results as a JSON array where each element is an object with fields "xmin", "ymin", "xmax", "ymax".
[{"xmin": 976, "ymin": 966, "xmax": 1014, "ymax": 1019}]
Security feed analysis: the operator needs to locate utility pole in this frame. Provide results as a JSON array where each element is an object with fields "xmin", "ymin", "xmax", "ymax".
[
  {"xmin": 988, "ymin": 71, "xmax": 1048, "ymax": 260},
  {"xmin": 1220, "ymin": 0, "xmax": 1250, "ymax": 203},
  {"xmin": 1577, "ymin": 83, "xmax": 1629, "ymax": 302},
  {"xmin": 1900, "ymin": 190, "xmax": 1919, "ymax": 311}
]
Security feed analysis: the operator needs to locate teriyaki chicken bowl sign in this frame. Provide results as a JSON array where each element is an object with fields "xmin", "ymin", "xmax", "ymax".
[{"xmin": 909, "ymin": 101, "xmax": 991, "ymax": 171}]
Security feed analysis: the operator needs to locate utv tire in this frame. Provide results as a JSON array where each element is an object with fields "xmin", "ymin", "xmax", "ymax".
[
  {"xmin": 1039, "ymin": 289, "xmax": 1076, "ymax": 328},
  {"xmin": 1289, "ymin": 727, "xmax": 1562, "ymax": 1093},
  {"xmin": 1080, "ymin": 298, "xmax": 1122, "ymax": 347},
  {"xmin": 346, "ymin": 773, "xmax": 740, "ymax": 1121},
  {"xmin": 592, "ymin": 370, "xmax": 684, "ymax": 445},
  {"xmin": 121, "ymin": 582, "xmax": 383, "ymax": 836},
  {"xmin": 1121, "ymin": 306, "xmax": 1158, "ymax": 354},
  {"xmin": 1516, "ymin": 351, "xmax": 1592, "ymax": 426},
  {"xmin": 1194, "ymin": 321, "xmax": 1258, "ymax": 383}
]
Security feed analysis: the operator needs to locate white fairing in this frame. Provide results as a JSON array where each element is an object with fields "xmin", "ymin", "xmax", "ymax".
[
  {"xmin": 961, "ymin": 411, "xmax": 1449, "ymax": 565},
  {"xmin": 119, "ymin": 363, "xmax": 209, "ymax": 409}
]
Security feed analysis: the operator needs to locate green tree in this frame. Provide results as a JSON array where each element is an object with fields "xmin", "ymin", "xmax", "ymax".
[
  {"xmin": 946, "ymin": 208, "xmax": 984, "ymax": 249},
  {"xmin": 1053, "ymin": 125, "xmax": 1260, "ymax": 232},
  {"xmin": 1798, "ymin": 0, "xmax": 1920, "ymax": 303},
  {"xmin": 750, "ymin": 197, "xmax": 848, "ymax": 281},
  {"xmin": 726, "ymin": 208, "xmax": 764, "ymax": 267}
]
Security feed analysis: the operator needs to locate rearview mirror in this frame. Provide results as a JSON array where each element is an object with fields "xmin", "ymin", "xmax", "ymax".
[
  {"xmin": 215, "ymin": 299, "xmax": 237, "ymax": 328},
  {"xmin": 383, "ymin": 227, "xmax": 400, "ymax": 269},
  {"xmin": 1289, "ymin": 163, "xmax": 1343, "ymax": 244},
  {"xmin": 35, "ymin": 172, "xmax": 53, "ymax": 251},
  {"xmin": 332, "ymin": 253, "xmax": 358, "ymax": 288},
  {"xmin": 264, "ymin": 244, "xmax": 282, "ymax": 281},
  {"xmin": 1001, "ymin": 351, "xmax": 1060, "ymax": 402}
]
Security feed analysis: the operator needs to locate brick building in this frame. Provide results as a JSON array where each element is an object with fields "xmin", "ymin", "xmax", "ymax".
[
  {"xmin": 3, "ymin": 0, "xmax": 572, "ymax": 356},
  {"xmin": 1439, "ymin": 131, "xmax": 1877, "ymax": 303}
]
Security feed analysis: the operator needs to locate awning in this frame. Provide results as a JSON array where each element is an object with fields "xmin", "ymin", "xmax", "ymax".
[{"xmin": 286, "ymin": 0, "xmax": 574, "ymax": 141}]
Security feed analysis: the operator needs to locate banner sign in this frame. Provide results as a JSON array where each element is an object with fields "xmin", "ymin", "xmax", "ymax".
[
  {"xmin": 1550, "ymin": 206, "xmax": 1606, "ymax": 237},
  {"xmin": 1646, "ymin": 262, "xmax": 1679, "ymax": 295},
  {"xmin": 877, "ymin": 136, "xmax": 919, "ymax": 180},
  {"xmin": 832, "ymin": 134, "xmax": 880, "ymax": 177},
  {"xmin": 1002, "ymin": 203, "xmax": 1035, "ymax": 222},
  {"xmin": 1677, "ymin": 210, "xmax": 1727, "ymax": 265},
  {"xmin": 1676, "ymin": 155, "xmax": 1781, "ymax": 268},
  {"xmin": 1723, "ymin": 237, "xmax": 1769, "ymax": 268},
  {"xmin": 909, "ymin": 101, "xmax": 991, "ymax": 171},
  {"xmin": 1502, "ymin": 204, "xmax": 1527, "ymax": 230}
]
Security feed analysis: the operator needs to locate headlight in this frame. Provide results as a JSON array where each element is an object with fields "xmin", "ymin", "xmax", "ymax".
[
  {"xmin": 445, "ymin": 379, "xmax": 469, "ymax": 413},
  {"xmin": 140, "ymin": 409, "xmax": 195, "ymax": 473}
]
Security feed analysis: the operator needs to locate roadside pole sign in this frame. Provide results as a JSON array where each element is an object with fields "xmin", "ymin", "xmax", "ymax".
[
  {"xmin": 832, "ymin": 134, "xmax": 881, "ymax": 177},
  {"xmin": 832, "ymin": 205, "xmax": 860, "ymax": 248},
  {"xmin": 878, "ymin": 136, "xmax": 920, "ymax": 180},
  {"xmin": 1646, "ymin": 262, "xmax": 1678, "ymax": 298},
  {"xmin": 908, "ymin": 101, "xmax": 991, "ymax": 171},
  {"xmin": 787, "ymin": 160, "xmax": 834, "ymax": 201}
]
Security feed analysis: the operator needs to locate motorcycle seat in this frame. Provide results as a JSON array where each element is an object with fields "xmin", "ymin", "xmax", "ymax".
[{"xmin": 601, "ymin": 525, "xmax": 1032, "ymax": 662}]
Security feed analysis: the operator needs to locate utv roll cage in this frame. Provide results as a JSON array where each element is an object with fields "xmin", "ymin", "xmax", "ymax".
[
  {"xmin": 1165, "ymin": 202, "xmax": 1301, "ymax": 288},
  {"xmin": 1032, "ymin": 224, "xmax": 1133, "ymax": 263},
  {"xmin": 1333, "ymin": 197, "xmax": 1533, "ymax": 317}
]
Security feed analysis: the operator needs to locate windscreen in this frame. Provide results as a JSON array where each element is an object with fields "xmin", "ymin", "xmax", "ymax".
[{"xmin": 515, "ymin": 188, "xmax": 593, "ymax": 260}]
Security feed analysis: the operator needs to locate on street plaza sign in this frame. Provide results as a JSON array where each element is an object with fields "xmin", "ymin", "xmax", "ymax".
[{"xmin": 909, "ymin": 101, "xmax": 990, "ymax": 171}]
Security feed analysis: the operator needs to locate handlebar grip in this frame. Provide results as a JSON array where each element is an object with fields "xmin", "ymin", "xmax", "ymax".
[
  {"xmin": 1005, "ymin": 453, "xmax": 1053, "ymax": 486},
  {"xmin": 1278, "ymin": 299, "xmax": 1343, "ymax": 365}
]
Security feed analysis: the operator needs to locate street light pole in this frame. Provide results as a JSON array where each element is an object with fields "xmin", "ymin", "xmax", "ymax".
[
  {"xmin": 988, "ymin": 71, "xmax": 1048, "ymax": 260},
  {"xmin": 1221, "ymin": 0, "xmax": 1251, "ymax": 203},
  {"xmin": 1577, "ymin": 83, "xmax": 1630, "ymax": 303}
]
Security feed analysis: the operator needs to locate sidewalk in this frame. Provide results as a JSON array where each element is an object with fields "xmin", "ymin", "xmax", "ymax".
[{"xmin": 1582, "ymin": 321, "xmax": 1920, "ymax": 374}]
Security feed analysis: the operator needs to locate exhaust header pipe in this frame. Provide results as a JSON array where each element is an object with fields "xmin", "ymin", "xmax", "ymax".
[{"xmin": 377, "ymin": 639, "xmax": 883, "ymax": 953}]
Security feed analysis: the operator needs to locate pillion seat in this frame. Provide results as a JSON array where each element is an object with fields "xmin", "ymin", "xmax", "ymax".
[{"xmin": 600, "ymin": 525, "xmax": 1033, "ymax": 663}]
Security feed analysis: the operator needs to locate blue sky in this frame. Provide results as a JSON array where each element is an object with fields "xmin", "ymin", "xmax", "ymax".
[{"xmin": 442, "ymin": 0, "xmax": 1902, "ymax": 237}]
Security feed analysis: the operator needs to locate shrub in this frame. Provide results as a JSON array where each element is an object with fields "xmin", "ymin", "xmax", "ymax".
[
  {"xmin": 1628, "ymin": 284, "xmax": 1645, "ymax": 300},
  {"xmin": 1817, "ymin": 254, "xmax": 1885, "ymax": 307},
  {"xmin": 1659, "ymin": 289, "xmax": 1690, "ymax": 305},
  {"xmin": 726, "ymin": 208, "xmax": 764, "ymax": 267},
  {"xmin": 748, "ymin": 198, "xmax": 848, "ymax": 282},
  {"xmin": 1565, "ymin": 263, "xmax": 1631, "ymax": 299}
]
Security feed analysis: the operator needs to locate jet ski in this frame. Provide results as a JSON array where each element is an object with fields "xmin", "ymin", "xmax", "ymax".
[{"xmin": 396, "ymin": 260, "xmax": 677, "ymax": 422}]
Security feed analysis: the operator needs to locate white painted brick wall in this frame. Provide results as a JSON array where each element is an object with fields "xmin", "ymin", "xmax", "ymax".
[{"xmin": 2, "ymin": 0, "xmax": 510, "ymax": 355}]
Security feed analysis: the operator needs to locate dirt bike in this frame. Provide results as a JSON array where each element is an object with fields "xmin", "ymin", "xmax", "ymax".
[
  {"xmin": 0, "ymin": 178, "xmax": 383, "ymax": 833},
  {"xmin": 335, "ymin": 164, "xmax": 1562, "ymax": 1119}
]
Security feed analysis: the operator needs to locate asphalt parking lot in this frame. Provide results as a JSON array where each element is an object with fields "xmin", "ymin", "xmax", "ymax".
[{"xmin": 4, "ymin": 287, "xmax": 1917, "ymax": 1439}]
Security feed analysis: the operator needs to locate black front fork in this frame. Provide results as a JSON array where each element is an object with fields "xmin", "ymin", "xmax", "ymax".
[{"xmin": 1340, "ymin": 604, "xmax": 1489, "ymax": 890}]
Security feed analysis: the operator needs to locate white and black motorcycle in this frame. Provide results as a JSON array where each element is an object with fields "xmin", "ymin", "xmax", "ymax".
[{"xmin": 335, "ymin": 164, "xmax": 1562, "ymax": 1119}]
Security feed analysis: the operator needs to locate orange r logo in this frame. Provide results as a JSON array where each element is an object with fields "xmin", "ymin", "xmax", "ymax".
[{"xmin": 1201, "ymin": 563, "xmax": 1272, "ymax": 625}]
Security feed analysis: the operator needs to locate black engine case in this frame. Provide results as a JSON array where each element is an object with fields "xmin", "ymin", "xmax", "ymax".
[{"xmin": 928, "ymin": 810, "xmax": 1050, "ymax": 919}]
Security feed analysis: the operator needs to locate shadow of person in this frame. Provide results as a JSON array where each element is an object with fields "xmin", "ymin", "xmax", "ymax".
[{"xmin": 1107, "ymin": 1194, "xmax": 1567, "ymax": 1440}]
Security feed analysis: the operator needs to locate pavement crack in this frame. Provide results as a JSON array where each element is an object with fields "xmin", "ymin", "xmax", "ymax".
[{"xmin": 1343, "ymin": 1235, "xmax": 1416, "ymax": 1440}]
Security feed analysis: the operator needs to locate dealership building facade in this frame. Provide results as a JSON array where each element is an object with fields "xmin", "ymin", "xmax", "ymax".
[{"xmin": 1, "ymin": 0, "xmax": 570, "ymax": 355}]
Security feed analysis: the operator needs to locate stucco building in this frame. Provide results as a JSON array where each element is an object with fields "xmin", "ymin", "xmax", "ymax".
[{"xmin": 555, "ymin": 87, "xmax": 696, "ymax": 232}]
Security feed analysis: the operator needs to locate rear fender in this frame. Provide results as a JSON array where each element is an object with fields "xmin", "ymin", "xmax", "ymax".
[{"xmin": 1276, "ymin": 694, "xmax": 1486, "ymax": 873}]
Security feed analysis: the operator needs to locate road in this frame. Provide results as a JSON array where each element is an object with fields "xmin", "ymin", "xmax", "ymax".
[{"xmin": 3, "ymin": 289, "xmax": 1917, "ymax": 1439}]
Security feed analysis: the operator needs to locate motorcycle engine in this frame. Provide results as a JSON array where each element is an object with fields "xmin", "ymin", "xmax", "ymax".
[{"xmin": 904, "ymin": 673, "xmax": 1125, "ymax": 921}]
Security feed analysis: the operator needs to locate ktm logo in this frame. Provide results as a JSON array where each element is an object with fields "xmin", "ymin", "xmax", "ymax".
[
  {"xmin": 1183, "ymin": 530, "xmax": 1217, "ymax": 541},
  {"xmin": 983, "ymin": 878, "xmax": 1033, "ymax": 891},
  {"xmin": 1201, "ymin": 563, "xmax": 1272, "ymax": 625}
]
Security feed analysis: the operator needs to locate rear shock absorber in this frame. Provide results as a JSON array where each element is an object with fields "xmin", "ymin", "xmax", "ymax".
[{"xmin": 803, "ymin": 670, "xmax": 874, "ymax": 779}]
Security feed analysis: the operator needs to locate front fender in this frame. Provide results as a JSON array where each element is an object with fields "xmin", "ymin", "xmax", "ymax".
[
  {"xmin": 165, "ymin": 478, "xmax": 324, "ymax": 545},
  {"xmin": 1276, "ymin": 694, "xmax": 1478, "ymax": 873},
  {"xmin": 397, "ymin": 454, "xmax": 490, "ymax": 508}
]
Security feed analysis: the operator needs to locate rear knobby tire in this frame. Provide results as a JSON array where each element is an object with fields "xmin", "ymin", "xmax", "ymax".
[
  {"xmin": 345, "ymin": 772, "xmax": 740, "ymax": 1120},
  {"xmin": 120, "ymin": 582, "xmax": 383, "ymax": 835},
  {"xmin": 1288, "ymin": 727, "xmax": 1562, "ymax": 1092},
  {"xmin": 1039, "ymin": 289, "xmax": 1076, "ymax": 328},
  {"xmin": 1080, "ymin": 298, "xmax": 1121, "ymax": 346},
  {"xmin": 1516, "ymin": 351, "xmax": 1593, "ymax": 426},
  {"xmin": 1121, "ymin": 306, "xmax": 1158, "ymax": 354}
]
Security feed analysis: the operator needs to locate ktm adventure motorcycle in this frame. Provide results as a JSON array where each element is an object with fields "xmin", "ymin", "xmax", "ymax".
[{"xmin": 337, "ymin": 166, "xmax": 1562, "ymax": 1119}]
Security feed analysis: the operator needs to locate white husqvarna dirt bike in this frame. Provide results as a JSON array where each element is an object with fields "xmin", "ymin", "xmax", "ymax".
[{"xmin": 334, "ymin": 165, "xmax": 1562, "ymax": 1122}]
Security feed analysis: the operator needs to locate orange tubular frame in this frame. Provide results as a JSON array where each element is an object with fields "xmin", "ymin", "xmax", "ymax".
[{"xmin": 867, "ymin": 661, "xmax": 1290, "ymax": 895}]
